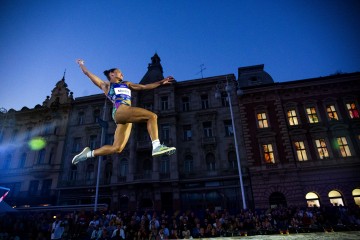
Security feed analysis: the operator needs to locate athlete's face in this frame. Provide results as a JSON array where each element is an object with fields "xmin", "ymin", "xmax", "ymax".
[{"xmin": 109, "ymin": 69, "xmax": 123, "ymax": 82}]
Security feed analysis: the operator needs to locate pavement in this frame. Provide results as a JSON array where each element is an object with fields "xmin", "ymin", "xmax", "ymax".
[{"xmin": 198, "ymin": 231, "xmax": 360, "ymax": 239}]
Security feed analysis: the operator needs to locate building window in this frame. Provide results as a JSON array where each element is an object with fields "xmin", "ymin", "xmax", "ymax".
[
  {"xmin": 86, "ymin": 164, "xmax": 95, "ymax": 180},
  {"xmin": 161, "ymin": 96, "xmax": 169, "ymax": 110},
  {"xmin": 37, "ymin": 149, "xmax": 46, "ymax": 164},
  {"xmin": 93, "ymin": 109, "xmax": 100, "ymax": 123},
  {"xmin": 182, "ymin": 97, "xmax": 190, "ymax": 111},
  {"xmin": 143, "ymin": 159, "xmax": 152, "ymax": 176},
  {"xmin": 104, "ymin": 163, "xmax": 112, "ymax": 184},
  {"xmin": 328, "ymin": 190, "xmax": 344, "ymax": 207},
  {"xmin": 206, "ymin": 153, "xmax": 216, "ymax": 171},
  {"xmin": 262, "ymin": 144, "xmax": 275, "ymax": 163},
  {"xmin": 119, "ymin": 158, "xmax": 128, "ymax": 177},
  {"xmin": 336, "ymin": 137, "xmax": 352, "ymax": 157},
  {"xmin": 78, "ymin": 112, "xmax": 85, "ymax": 125},
  {"xmin": 184, "ymin": 155, "xmax": 193, "ymax": 174},
  {"xmin": 160, "ymin": 155, "xmax": 170, "ymax": 174},
  {"xmin": 19, "ymin": 153, "xmax": 26, "ymax": 168},
  {"xmin": 224, "ymin": 120, "xmax": 234, "ymax": 136},
  {"xmin": 41, "ymin": 179, "xmax": 52, "ymax": 196},
  {"xmin": 143, "ymin": 103, "xmax": 153, "ymax": 111},
  {"xmin": 221, "ymin": 92, "xmax": 229, "ymax": 107},
  {"xmin": 89, "ymin": 135, "xmax": 97, "ymax": 149},
  {"xmin": 257, "ymin": 112, "xmax": 269, "ymax": 128},
  {"xmin": 306, "ymin": 107, "xmax": 319, "ymax": 123},
  {"xmin": 201, "ymin": 94, "xmax": 209, "ymax": 109},
  {"xmin": 346, "ymin": 102, "xmax": 359, "ymax": 119},
  {"xmin": 161, "ymin": 124, "xmax": 170, "ymax": 141},
  {"xmin": 326, "ymin": 105, "xmax": 339, "ymax": 120},
  {"xmin": 294, "ymin": 141, "xmax": 308, "ymax": 161},
  {"xmin": 183, "ymin": 125, "xmax": 192, "ymax": 141},
  {"xmin": 287, "ymin": 109, "xmax": 299, "ymax": 126},
  {"xmin": 203, "ymin": 122, "xmax": 213, "ymax": 137},
  {"xmin": 72, "ymin": 137, "xmax": 81, "ymax": 152},
  {"xmin": 315, "ymin": 139, "xmax": 330, "ymax": 159},
  {"xmin": 3, "ymin": 154, "xmax": 11, "ymax": 169},
  {"xmin": 70, "ymin": 165, "xmax": 77, "ymax": 181},
  {"xmin": 353, "ymin": 189, "xmax": 360, "ymax": 206},
  {"xmin": 306, "ymin": 192, "xmax": 320, "ymax": 207},
  {"xmin": 28, "ymin": 180, "xmax": 39, "ymax": 196},
  {"xmin": 228, "ymin": 151, "xmax": 237, "ymax": 169}
]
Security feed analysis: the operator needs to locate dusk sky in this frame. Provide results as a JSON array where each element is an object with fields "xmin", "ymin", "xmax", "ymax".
[{"xmin": 1, "ymin": 0, "xmax": 359, "ymax": 111}]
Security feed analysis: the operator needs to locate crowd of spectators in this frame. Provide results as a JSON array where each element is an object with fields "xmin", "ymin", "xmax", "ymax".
[{"xmin": 1, "ymin": 205, "xmax": 360, "ymax": 239}]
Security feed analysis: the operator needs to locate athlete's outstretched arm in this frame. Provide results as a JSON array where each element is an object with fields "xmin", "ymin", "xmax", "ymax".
[
  {"xmin": 128, "ymin": 76, "xmax": 175, "ymax": 91},
  {"xmin": 76, "ymin": 59, "xmax": 109, "ymax": 93}
]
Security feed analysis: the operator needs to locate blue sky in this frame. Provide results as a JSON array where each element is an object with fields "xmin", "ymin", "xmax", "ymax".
[{"xmin": 1, "ymin": 0, "xmax": 359, "ymax": 111}]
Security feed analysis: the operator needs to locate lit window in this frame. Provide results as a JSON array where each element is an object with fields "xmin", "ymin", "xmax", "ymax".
[
  {"xmin": 315, "ymin": 139, "xmax": 329, "ymax": 159},
  {"xmin": 262, "ymin": 144, "xmax": 275, "ymax": 163},
  {"xmin": 328, "ymin": 190, "xmax": 344, "ymax": 207},
  {"xmin": 287, "ymin": 109, "xmax": 299, "ymax": 126},
  {"xmin": 326, "ymin": 105, "xmax": 339, "ymax": 120},
  {"xmin": 306, "ymin": 192, "xmax": 320, "ymax": 207},
  {"xmin": 306, "ymin": 107, "xmax": 319, "ymax": 123},
  {"xmin": 352, "ymin": 189, "xmax": 360, "ymax": 206},
  {"xmin": 336, "ymin": 137, "xmax": 352, "ymax": 157},
  {"xmin": 346, "ymin": 102, "xmax": 359, "ymax": 119},
  {"xmin": 294, "ymin": 141, "xmax": 308, "ymax": 161},
  {"xmin": 257, "ymin": 113, "xmax": 269, "ymax": 128}
]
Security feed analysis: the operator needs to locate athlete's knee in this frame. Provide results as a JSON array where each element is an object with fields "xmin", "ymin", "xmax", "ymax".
[{"xmin": 149, "ymin": 112, "xmax": 157, "ymax": 121}]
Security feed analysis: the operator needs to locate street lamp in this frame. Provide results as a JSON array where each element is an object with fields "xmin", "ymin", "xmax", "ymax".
[
  {"xmin": 215, "ymin": 77, "xmax": 247, "ymax": 209},
  {"xmin": 94, "ymin": 98, "xmax": 108, "ymax": 212}
]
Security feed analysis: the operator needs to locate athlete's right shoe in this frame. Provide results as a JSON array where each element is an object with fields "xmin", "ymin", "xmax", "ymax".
[
  {"xmin": 152, "ymin": 144, "xmax": 176, "ymax": 157},
  {"xmin": 72, "ymin": 147, "xmax": 91, "ymax": 165}
]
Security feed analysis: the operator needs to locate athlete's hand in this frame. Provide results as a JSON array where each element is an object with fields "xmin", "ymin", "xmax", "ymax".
[
  {"xmin": 76, "ymin": 59, "xmax": 85, "ymax": 66},
  {"xmin": 161, "ymin": 76, "xmax": 175, "ymax": 85}
]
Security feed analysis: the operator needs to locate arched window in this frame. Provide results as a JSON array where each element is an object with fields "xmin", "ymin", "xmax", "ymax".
[
  {"xmin": 269, "ymin": 192, "xmax": 287, "ymax": 208},
  {"xmin": 328, "ymin": 190, "xmax": 344, "ymax": 206},
  {"xmin": 305, "ymin": 192, "xmax": 320, "ymax": 207},
  {"xmin": 352, "ymin": 189, "xmax": 360, "ymax": 206},
  {"xmin": 206, "ymin": 153, "xmax": 216, "ymax": 171}
]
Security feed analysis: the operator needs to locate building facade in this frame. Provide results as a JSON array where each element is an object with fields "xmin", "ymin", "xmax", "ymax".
[
  {"xmin": 237, "ymin": 65, "xmax": 360, "ymax": 209},
  {"xmin": 1, "ymin": 54, "xmax": 359, "ymax": 212}
]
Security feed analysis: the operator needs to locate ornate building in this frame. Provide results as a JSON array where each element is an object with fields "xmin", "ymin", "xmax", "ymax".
[
  {"xmin": 238, "ymin": 65, "xmax": 360, "ymax": 209},
  {"xmin": 1, "ymin": 54, "xmax": 359, "ymax": 212},
  {"xmin": 0, "ymin": 76, "xmax": 73, "ymax": 207}
]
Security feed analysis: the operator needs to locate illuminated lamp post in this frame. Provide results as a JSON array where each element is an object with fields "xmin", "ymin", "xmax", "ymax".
[{"xmin": 215, "ymin": 77, "xmax": 247, "ymax": 209}]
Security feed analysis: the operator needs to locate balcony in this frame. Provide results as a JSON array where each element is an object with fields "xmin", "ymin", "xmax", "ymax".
[
  {"xmin": 136, "ymin": 141, "xmax": 152, "ymax": 150},
  {"xmin": 201, "ymin": 137, "xmax": 216, "ymax": 146}
]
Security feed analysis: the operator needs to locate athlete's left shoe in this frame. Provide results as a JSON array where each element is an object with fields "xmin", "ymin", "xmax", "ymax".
[
  {"xmin": 72, "ymin": 147, "xmax": 91, "ymax": 165},
  {"xmin": 152, "ymin": 145, "xmax": 176, "ymax": 157}
]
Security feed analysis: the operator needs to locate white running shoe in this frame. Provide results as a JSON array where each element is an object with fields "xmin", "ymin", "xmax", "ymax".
[
  {"xmin": 152, "ymin": 144, "xmax": 176, "ymax": 157},
  {"xmin": 72, "ymin": 147, "xmax": 91, "ymax": 165}
]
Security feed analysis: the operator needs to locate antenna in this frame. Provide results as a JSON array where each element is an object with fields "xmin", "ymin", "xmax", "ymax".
[
  {"xmin": 62, "ymin": 69, "xmax": 66, "ymax": 80},
  {"xmin": 195, "ymin": 64, "xmax": 206, "ymax": 78}
]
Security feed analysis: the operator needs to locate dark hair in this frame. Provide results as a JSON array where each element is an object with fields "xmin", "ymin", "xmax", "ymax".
[{"xmin": 103, "ymin": 68, "xmax": 118, "ymax": 80}]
